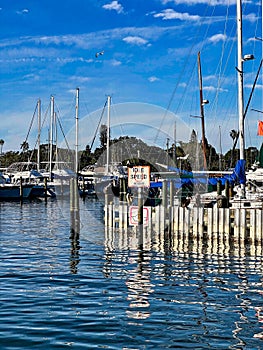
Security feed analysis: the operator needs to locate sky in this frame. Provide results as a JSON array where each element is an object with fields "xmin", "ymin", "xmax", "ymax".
[{"xmin": 0, "ymin": 0, "xmax": 262, "ymax": 156}]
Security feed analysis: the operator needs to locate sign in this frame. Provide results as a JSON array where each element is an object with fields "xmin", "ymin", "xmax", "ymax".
[
  {"xmin": 129, "ymin": 206, "xmax": 151, "ymax": 226},
  {"xmin": 128, "ymin": 166, "xmax": 150, "ymax": 188}
]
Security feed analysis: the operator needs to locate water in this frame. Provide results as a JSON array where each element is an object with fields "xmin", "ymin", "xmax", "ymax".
[{"xmin": 1, "ymin": 198, "xmax": 263, "ymax": 349}]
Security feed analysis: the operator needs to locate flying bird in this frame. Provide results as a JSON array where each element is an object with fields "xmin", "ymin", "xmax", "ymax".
[{"xmin": 95, "ymin": 51, "xmax": 104, "ymax": 58}]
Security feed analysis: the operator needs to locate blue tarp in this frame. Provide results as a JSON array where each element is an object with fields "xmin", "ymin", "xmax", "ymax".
[{"xmin": 150, "ymin": 159, "xmax": 246, "ymax": 189}]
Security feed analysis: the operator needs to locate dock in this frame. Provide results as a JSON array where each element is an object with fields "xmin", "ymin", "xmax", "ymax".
[{"xmin": 104, "ymin": 202, "xmax": 263, "ymax": 245}]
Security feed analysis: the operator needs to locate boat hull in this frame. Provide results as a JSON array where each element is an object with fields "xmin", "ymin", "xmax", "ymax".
[{"xmin": 0, "ymin": 184, "xmax": 33, "ymax": 200}]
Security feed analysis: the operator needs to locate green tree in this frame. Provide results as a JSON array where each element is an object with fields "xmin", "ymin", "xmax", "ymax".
[
  {"xmin": 0, "ymin": 139, "xmax": 4, "ymax": 155},
  {"xmin": 99, "ymin": 124, "xmax": 108, "ymax": 149}
]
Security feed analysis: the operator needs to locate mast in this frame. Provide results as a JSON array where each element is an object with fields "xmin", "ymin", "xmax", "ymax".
[
  {"xmin": 237, "ymin": 0, "xmax": 244, "ymax": 160},
  {"xmin": 75, "ymin": 88, "xmax": 79, "ymax": 175},
  {"xmin": 237, "ymin": 0, "xmax": 245, "ymax": 196},
  {"xmin": 49, "ymin": 95, "xmax": 55, "ymax": 181},
  {"xmin": 197, "ymin": 51, "xmax": 207, "ymax": 170},
  {"xmin": 37, "ymin": 99, "xmax": 41, "ymax": 172},
  {"xmin": 219, "ymin": 125, "xmax": 222, "ymax": 171},
  {"xmin": 54, "ymin": 112, "xmax": 58, "ymax": 167},
  {"xmin": 106, "ymin": 95, "xmax": 111, "ymax": 174},
  {"xmin": 173, "ymin": 121, "xmax": 177, "ymax": 166}
]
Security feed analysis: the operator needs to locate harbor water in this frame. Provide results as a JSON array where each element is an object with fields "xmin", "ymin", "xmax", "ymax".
[{"xmin": 1, "ymin": 198, "xmax": 263, "ymax": 349}]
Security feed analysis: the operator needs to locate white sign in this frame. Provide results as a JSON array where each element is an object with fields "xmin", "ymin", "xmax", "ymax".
[
  {"xmin": 129, "ymin": 206, "xmax": 150, "ymax": 226},
  {"xmin": 128, "ymin": 166, "xmax": 150, "ymax": 187}
]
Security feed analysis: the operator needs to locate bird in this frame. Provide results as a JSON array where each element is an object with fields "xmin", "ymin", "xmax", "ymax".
[{"xmin": 95, "ymin": 51, "xmax": 104, "ymax": 58}]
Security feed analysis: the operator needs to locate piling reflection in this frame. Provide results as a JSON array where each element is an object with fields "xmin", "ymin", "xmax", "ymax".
[
  {"xmin": 69, "ymin": 239, "xmax": 80, "ymax": 274},
  {"xmin": 104, "ymin": 226, "xmax": 155, "ymax": 320},
  {"xmin": 105, "ymin": 225, "xmax": 263, "ymax": 258},
  {"xmin": 104, "ymin": 225, "xmax": 263, "ymax": 342},
  {"xmin": 125, "ymin": 250, "xmax": 153, "ymax": 320}
]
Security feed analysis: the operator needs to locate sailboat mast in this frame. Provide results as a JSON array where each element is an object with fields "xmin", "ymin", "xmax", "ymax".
[
  {"xmin": 236, "ymin": 0, "xmax": 246, "ymax": 197},
  {"xmin": 197, "ymin": 51, "xmax": 207, "ymax": 170},
  {"xmin": 75, "ymin": 88, "xmax": 79, "ymax": 175},
  {"xmin": 49, "ymin": 95, "xmax": 54, "ymax": 181},
  {"xmin": 37, "ymin": 99, "xmax": 41, "ymax": 172},
  {"xmin": 54, "ymin": 112, "xmax": 58, "ymax": 166},
  {"xmin": 237, "ymin": 0, "xmax": 244, "ymax": 161},
  {"xmin": 219, "ymin": 125, "xmax": 222, "ymax": 171},
  {"xmin": 106, "ymin": 95, "xmax": 111, "ymax": 174}
]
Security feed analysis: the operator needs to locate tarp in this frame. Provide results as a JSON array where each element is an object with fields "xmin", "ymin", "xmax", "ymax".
[{"xmin": 150, "ymin": 159, "xmax": 246, "ymax": 189}]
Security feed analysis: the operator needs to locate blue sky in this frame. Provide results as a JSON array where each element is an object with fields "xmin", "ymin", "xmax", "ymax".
[{"xmin": 0, "ymin": 0, "xmax": 262, "ymax": 155}]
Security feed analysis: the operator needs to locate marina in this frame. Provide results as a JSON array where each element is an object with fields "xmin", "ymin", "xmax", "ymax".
[{"xmin": 1, "ymin": 0, "xmax": 263, "ymax": 348}]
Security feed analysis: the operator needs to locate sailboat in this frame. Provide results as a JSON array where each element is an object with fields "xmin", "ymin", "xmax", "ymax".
[
  {"xmin": 79, "ymin": 95, "xmax": 128, "ymax": 198},
  {"xmin": 3, "ymin": 100, "xmax": 56, "ymax": 199},
  {"xmin": 39, "ymin": 95, "xmax": 75, "ymax": 197}
]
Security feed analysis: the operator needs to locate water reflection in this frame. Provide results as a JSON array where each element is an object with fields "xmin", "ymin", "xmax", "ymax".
[
  {"xmin": 104, "ymin": 225, "xmax": 263, "ymax": 344},
  {"xmin": 2, "ymin": 200, "xmax": 263, "ymax": 348},
  {"xmin": 104, "ymin": 225, "xmax": 263, "ymax": 258},
  {"xmin": 125, "ymin": 250, "xmax": 153, "ymax": 320},
  {"xmin": 69, "ymin": 239, "xmax": 80, "ymax": 274},
  {"xmin": 254, "ymin": 307, "xmax": 263, "ymax": 339},
  {"xmin": 104, "ymin": 227, "xmax": 154, "ymax": 320}
]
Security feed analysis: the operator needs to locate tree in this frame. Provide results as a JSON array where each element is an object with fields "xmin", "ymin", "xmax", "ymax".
[
  {"xmin": 99, "ymin": 124, "xmax": 108, "ymax": 149},
  {"xmin": 20, "ymin": 141, "xmax": 29, "ymax": 153},
  {"xmin": 230, "ymin": 129, "xmax": 238, "ymax": 141},
  {"xmin": 229, "ymin": 130, "xmax": 239, "ymax": 168},
  {"xmin": 0, "ymin": 139, "xmax": 4, "ymax": 155},
  {"xmin": 189, "ymin": 129, "xmax": 197, "ymax": 143}
]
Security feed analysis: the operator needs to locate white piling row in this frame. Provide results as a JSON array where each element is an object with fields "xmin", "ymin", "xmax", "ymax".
[{"xmin": 105, "ymin": 203, "xmax": 263, "ymax": 245}]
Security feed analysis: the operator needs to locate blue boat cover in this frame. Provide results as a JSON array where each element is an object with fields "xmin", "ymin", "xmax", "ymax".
[{"xmin": 150, "ymin": 159, "xmax": 246, "ymax": 189}]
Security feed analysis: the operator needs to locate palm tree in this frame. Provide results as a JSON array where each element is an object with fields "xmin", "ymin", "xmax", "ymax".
[
  {"xmin": 0, "ymin": 139, "xmax": 4, "ymax": 155},
  {"xmin": 20, "ymin": 141, "xmax": 29, "ymax": 153}
]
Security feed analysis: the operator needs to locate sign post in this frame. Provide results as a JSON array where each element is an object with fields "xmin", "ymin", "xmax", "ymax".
[{"xmin": 128, "ymin": 166, "xmax": 151, "ymax": 226}]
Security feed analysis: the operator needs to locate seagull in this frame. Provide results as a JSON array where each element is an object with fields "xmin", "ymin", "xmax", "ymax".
[{"xmin": 95, "ymin": 51, "xmax": 104, "ymax": 58}]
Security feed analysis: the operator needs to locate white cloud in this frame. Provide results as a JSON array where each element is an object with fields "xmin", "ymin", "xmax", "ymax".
[
  {"xmin": 110, "ymin": 59, "xmax": 122, "ymax": 66},
  {"xmin": 244, "ymin": 13, "xmax": 258, "ymax": 23},
  {"xmin": 153, "ymin": 9, "xmax": 200, "ymax": 21},
  {"xmin": 69, "ymin": 76, "xmax": 91, "ymax": 83},
  {"xmin": 16, "ymin": 8, "xmax": 29, "ymax": 15},
  {"xmin": 148, "ymin": 76, "xmax": 160, "ymax": 83},
  {"xmin": 161, "ymin": 0, "xmax": 236, "ymax": 5},
  {"xmin": 208, "ymin": 33, "xmax": 227, "ymax": 43},
  {"xmin": 202, "ymin": 84, "xmax": 228, "ymax": 93},
  {"xmin": 102, "ymin": 1, "xmax": 123, "ymax": 14},
  {"xmin": 0, "ymin": 26, "xmax": 188, "ymax": 52},
  {"xmin": 179, "ymin": 82, "xmax": 187, "ymax": 88},
  {"xmin": 123, "ymin": 36, "xmax": 149, "ymax": 46}
]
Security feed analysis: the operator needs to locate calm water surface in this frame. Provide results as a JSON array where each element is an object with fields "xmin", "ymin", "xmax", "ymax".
[{"xmin": 1, "ymin": 198, "xmax": 263, "ymax": 349}]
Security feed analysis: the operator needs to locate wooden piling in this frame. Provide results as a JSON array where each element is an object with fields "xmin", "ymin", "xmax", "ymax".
[
  {"xmin": 162, "ymin": 180, "xmax": 167, "ymax": 208},
  {"xmin": 70, "ymin": 177, "xmax": 80, "ymax": 239},
  {"xmin": 169, "ymin": 180, "xmax": 174, "ymax": 206},
  {"xmin": 44, "ymin": 177, "xmax": 48, "ymax": 202},
  {"xmin": 19, "ymin": 176, "xmax": 23, "ymax": 203},
  {"xmin": 119, "ymin": 177, "xmax": 127, "ymax": 202},
  {"xmin": 104, "ymin": 197, "xmax": 263, "ymax": 249},
  {"xmin": 137, "ymin": 188, "xmax": 143, "ymax": 226}
]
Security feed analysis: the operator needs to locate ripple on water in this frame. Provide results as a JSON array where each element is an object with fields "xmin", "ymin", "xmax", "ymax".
[{"xmin": 1, "ymin": 200, "xmax": 263, "ymax": 349}]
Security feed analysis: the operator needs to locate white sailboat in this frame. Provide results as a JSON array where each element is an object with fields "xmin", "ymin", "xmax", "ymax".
[
  {"xmin": 40, "ymin": 94, "xmax": 75, "ymax": 197},
  {"xmin": 79, "ymin": 95, "xmax": 127, "ymax": 198}
]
